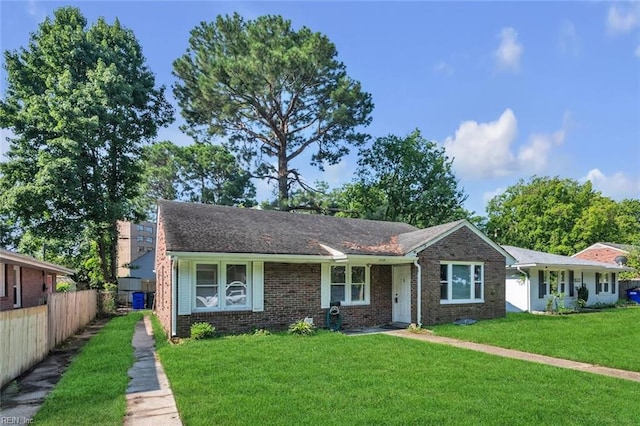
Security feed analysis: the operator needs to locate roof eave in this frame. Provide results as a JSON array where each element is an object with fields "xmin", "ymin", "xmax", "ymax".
[
  {"xmin": 0, "ymin": 249, "xmax": 75, "ymax": 275},
  {"xmin": 165, "ymin": 250, "xmax": 417, "ymax": 264}
]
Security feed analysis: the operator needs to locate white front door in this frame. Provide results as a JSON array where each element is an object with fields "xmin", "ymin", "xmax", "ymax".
[
  {"xmin": 392, "ymin": 265, "xmax": 411, "ymax": 323},
  {"xmin": 13, "ymin": 265, "xmax": 21, "ymax": 308}
]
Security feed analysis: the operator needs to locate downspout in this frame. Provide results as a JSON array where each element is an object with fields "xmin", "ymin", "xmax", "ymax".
[
  {"xmin": 516, "ymin": 266, "xmax": 529, "ymax": 312},
  {"xmin": 171, "ymin": 256, "xmax": 177, "ymax": 337},
  {"xmin": 414, "ymin": 258, "xmax": 422, "ymax": 326}
]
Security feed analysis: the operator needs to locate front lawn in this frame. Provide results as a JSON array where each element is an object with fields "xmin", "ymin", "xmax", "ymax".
[
  {"xmin": 430, "ymin": 308, "xmax": 640, "ymax": 372},
  {"xmin": 154, "ymin": 322, "xmax": 639, "ymax": 425}
]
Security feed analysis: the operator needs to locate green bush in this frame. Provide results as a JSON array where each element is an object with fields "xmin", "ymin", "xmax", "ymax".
[
  {"xmin": 252, "ymin": 328, "xmax": 271, "ymax": 336},
  {"xmin": 98, "ymin": 283, "xmax": 118, "ymax": 315},
  {"xmin": 407, "ymin": 323, "xmax": 428, "ymax": 334},
  {"xmin": 190, "ymin": 322, "xmax": 215, "ymax": 340},
  {"xmin": 56, "ymin": 282, "xmax": 71, "ymax": 292},
  {"xmin": 288, "ymin": 319, "xmax": 315, "ymax": 336},
  {"xmin": 577, "ymin": 285, "xmax": 589, "ymax": 305}
]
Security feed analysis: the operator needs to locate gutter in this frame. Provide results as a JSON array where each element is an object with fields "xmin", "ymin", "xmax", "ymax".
[
  {"xmin": 171, "ymin": 256, "xmax": 177, "ymax": 337},
  {"xmin": 516, "ymin": 266, "xmax": 530, "ymax": 312},
  {"xmin": 414, "ymin": 258, "xmax": 422, "ymax": 326}
]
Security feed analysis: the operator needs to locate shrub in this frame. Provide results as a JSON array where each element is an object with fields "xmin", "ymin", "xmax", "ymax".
[
  {"xmin": 577, "ymin": 285, "xmax": 589, "ymax": 305},
  {"xmin": 190, "ymin": 322, "xmax": 215, "ymax": 340},
  {"xmin": 98, "ymin": 283, "xmax": 118, "ymax": 315},
  {"xmin": 252, "ymin": 328, "xmax": 271, "ymax": 336},
  {"xmin": 56, "ymin": 282, "xmax": 71, "ymax": 292},
  {"xmin": 407, "ymin": 323, "xmax": 428, "ymax": 334},
  {"xmin": 288, "ymin": 319, "xmax": 315, "ymax": 336}
]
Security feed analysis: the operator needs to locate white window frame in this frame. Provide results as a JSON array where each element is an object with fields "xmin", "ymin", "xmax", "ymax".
[
  {"xmin": 440, "ymin": 261, "xmax": 484, "ymax": 304},
  {"xmin": 322, "ymin": 264, "xmax": 370, "ymax": 307},
  {"xmin": 192, "ymin": 261, "xmax": 251, "ymax": 312}
]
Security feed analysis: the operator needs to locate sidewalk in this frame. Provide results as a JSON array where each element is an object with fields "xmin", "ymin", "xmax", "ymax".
[
  {"xmin": 124, "ymin": 316, "xmax": 182, "ymax": 426},
  {"xmin": 385, "ymin": 329, "xmax": 640, "ymax": 383}
]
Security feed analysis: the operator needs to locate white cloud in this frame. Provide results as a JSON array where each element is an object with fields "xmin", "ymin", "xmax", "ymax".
[
  {"xmin": 444, "ymin": 109, "xmax": 570, "ymax": 179},
  {"xmin": 517, "ymin": 128, "xmax": 566, "ymax": 173},
  {"xmin": 443, "ymin": 109, "xmax": 518, "ymax": 179},
  {"xmin": 494, "ymin": 27, "xmax": 523, "ymax": 72},
  {"xmin": 558, "ymin": 20, "xmax": 580, "ymax": 56},
  {"xmin": 433, "ymin": 61, "xmax": 454, "ymax": 75},
  {"xmin": 583, "ymin": 169, "xmax": 640, "ymax": 200},
  {"xmin": 606, "ymin": 3, "xmax": 640, "ymax": 35}
]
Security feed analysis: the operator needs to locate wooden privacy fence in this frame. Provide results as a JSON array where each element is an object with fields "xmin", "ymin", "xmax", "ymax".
[
  {"xmin": 48, "ymin": 290, "xmax": 97, "ymax": 350},
  {"xmin": 0, "ymin": 290, "xmax": 97, "ymax": 388},
  {"xmin": 0, "ymin": 305, "xmax": 48, "ymax": 389}
]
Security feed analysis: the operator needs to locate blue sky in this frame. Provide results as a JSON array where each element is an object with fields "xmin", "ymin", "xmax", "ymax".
[{"xmin": 1, "ymin": 1, "xmax": 639, "ymax": 215}]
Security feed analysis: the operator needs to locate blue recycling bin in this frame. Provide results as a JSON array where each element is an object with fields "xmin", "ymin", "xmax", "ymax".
[
  {"xmin": 132, "ymin": 291, "xmax": 145, "ymax": 309},
  {"xmin": 626, "ymin": 289, "xmax": 640, "ymax": 304}
]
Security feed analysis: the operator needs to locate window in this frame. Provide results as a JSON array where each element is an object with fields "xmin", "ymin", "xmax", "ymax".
[
  {"xmin": 568, "ymin": 271, "xmax": 575, "ymax": 297},
  {"xmin": 538, "ymin": 271, "xmax": 546, "ymax": 299},
  {"xmin": 145, "ymin": 237, "xmax": 153, "ymax": 244},
  {"xmin": 596, "ymin": 272, "xmax": 609, "ymax": 294},
  {"xmin": 328, "ymin": 265, "xmax": 369, "ymax": 305},
  {"xmin": 194, "ymin": 262, "xmax": 249, "ymax": 311},
  {"xmin": 136, "ymin": 224, "xmax": 144, "ymax": 231},
  {"xmin": 145, "ymin": 226, "xmax": 153, "ymax": 233},
  {"xmin": 440, "ymin": 262, "xmax": 483, "ymax": 303},
  {"xmin": 136, "ymin": 235, "xmax": 144, "ymax": 242},
  {"xmin": 559, "ymin": 271, "xmax": 566, "ymax": 293}
]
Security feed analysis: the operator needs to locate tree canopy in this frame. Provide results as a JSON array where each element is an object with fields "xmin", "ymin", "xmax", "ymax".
[
  {"xmin": 342, "ymin": 130, "xmax": 469, "ymax": 227},
  {"xmin": 138, "ymin": 141, "xmax": 256, "ymax": 214},
  {"xmin": 0, "ymin": 7, "xmax": 173, "ymax": 284},
  {"xmin": 485, "ymin": 176, "xmax": 640, "ymax": 255},
  {"xmin": 172, "ymin": 13, "xmax": 373, "ymax": 205}
]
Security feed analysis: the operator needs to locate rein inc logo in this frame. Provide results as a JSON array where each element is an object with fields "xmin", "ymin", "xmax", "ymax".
[{"xmin": 0, "ymin": 417, "xmax": 33, "ymax": 424}]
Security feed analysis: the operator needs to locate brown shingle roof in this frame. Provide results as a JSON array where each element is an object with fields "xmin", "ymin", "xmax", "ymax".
[{"xmin": 158, "ymin": 201, "xmax": 420, "ymax": 256}]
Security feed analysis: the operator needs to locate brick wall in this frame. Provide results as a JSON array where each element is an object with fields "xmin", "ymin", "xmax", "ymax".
[
  {"xmin": 0, "ymin": 264, "xmax": 54, "ymax": 311},
  {"xmin": 174, "ymin": 263, "xmax": 393, "ymax": 337},
  {"xmin": 155, "ymin": 212, "xmax": 173, "ymax": 335},
  {"xmin": 574, "ymin": 247, "xmax": 624, "ymax": 264},
  {"xmin": 416, "ymin": 227, "xmax": 506, "ymax": 325}
]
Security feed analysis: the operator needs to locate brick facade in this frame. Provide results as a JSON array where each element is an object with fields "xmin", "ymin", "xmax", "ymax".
[
  {"xmin": 173, "ymin": 263, "xmax": 394, "ymax": 337},
  {"xmin": 415, "ymin": 227, "xmax": 506, "ymax": 325},
  {"xmin": 574, "ymin": 247, "xmax": 625, "ymax": 264},
  {"xmin": 0, "ymin": 262, "xmax": 55, "ymax": 312},
  {"xmin": 155, "ymin": 210, "xmax": 174, "ymax": 335},
  {"xmin": 156, "ymin": 214, "xmax": 508, "ymax": 337}
]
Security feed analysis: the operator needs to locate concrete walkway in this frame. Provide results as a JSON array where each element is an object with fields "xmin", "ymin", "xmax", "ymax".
[
  {"xmin": 124, "ymin": 316, "xmax": 182, "ymax": 426},
  {"xmin": 385, "ymin": 329, "xmax": 640, "ymax": 383}
]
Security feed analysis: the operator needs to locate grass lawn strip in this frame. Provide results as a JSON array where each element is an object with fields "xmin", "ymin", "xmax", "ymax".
[
  {"xmin": 34, "ymin": 312, "xmax": 143, "ymax": 426},
  {"xmin": 152, "ymin": 320, "xmax": 639, "ymax": 426},
  {"xmin": 430, "ymin": 309, "xmax": 640, "ymax": 372}
]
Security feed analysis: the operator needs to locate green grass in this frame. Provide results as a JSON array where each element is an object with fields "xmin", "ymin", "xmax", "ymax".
[
  {"xmin": 152, "ymin": 322, "xmax": 640, "ymax": 426},
  {"xmin": 34, "ymin": 312, "xmax": 143, "ymax": 425},
  {"xmin": 430, "ymin": 308, "xmax": 640, "ymax": 372}
]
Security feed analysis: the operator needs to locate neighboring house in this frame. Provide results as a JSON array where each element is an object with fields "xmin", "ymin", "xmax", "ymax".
[
  {"xmin": 503, "ymin": 245, "xmax": 631, "ymax": 313},
  {"xmin": 117, "ymin": 220, "xmax": 156, "ymax": 278},
  {"xmin": 0, "ymin": 248, "xmax": 75, "ymax": 311},
  {"xmin": 155, "ymin": 200, "xmax": 514, "ymax": 337},
  {"xmin": 573, "ymin": 242, "xmax": 639, "ymax": 294},
  {"xmin": 117, "ymin": 250, "xmax": 156, "ymax": 306}
]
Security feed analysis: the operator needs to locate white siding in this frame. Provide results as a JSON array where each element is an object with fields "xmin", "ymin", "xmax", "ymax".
[
  {"xmin": 177, "ymin": 260, "xmax": 192, "ymax": 315},
  {"xmin": 252, "ymin": 262, "xmax": 264, "ymax": 312},
  {"xmin": 505, "ymin": 278, "xmax": 528, "ymax": 312}
]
